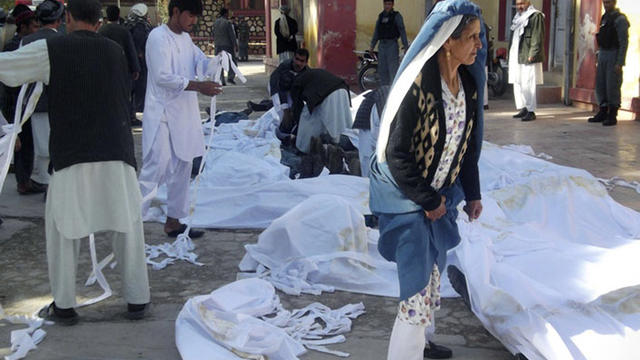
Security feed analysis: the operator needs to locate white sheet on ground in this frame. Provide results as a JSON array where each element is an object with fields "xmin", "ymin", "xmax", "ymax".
[
  {"xmin": 175, "ymin": 278, "xmax": 365, "ymax": 360},
  {"xmin": 143, "ymin": 105, "xmax": 370, "ymax": 230},
  {"xmin": 236, "ymin": 141, "xmax": 640, "ymax": 359},
  {"xmin": 144, "ymin": 95, "xmax": 640, "ymax": 358}
]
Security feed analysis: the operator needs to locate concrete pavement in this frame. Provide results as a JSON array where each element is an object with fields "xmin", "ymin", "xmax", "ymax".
[{"xmin": 1, "ymin": 60, "xmax": 639, "ymax": 360}]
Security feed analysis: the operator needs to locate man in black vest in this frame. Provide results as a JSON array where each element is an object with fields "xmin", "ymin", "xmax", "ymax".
[
  {"xmin": 0, "ymin": 0, "xmax": 150, "ymax": 325},
  {"xmin": 99, "ymin": 5, "xmax": 141, "ymax": 126},
  {"xmin": 21, "ymin": 0, "xmax": 64, "ymax": 192},
  {"xmin": 588, "ymin": 0, "xmax": 629, "ymax": 126},
  {"xmin": 369, "ymin": 0, "xmax": 409, "ymax": 86}
]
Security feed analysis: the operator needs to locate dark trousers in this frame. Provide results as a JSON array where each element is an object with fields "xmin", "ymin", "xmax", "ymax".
[
  {"xmin": 215, "ymin": 46, "xmax": 237, "ymax": 83},
  {"xmin": 14, "ymin": 119, "xmax": 34, "ymax": 185},
  {"xmin": 132, "ymin": 66, "xmax": 147, "ymax": 113},
  {"xmin": 595, "ymin": 50, "xmax": 622, "ymax": 107}
]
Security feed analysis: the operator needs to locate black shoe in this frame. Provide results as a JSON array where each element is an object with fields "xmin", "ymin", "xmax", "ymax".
[
  {"xmin": 165, "ymin": 224, "xmax": 204, "ymax": 239},
  {"xmin": 126, "ymin": 303, "xmax": 150, "ymax": 320},
  {"xmin": 512, "ymin": 108, "xmax": 527, "ymax": 118},
  {"xmin": 326, "ymin": 144, "xmax": 345, "ymax": 174},
  {"xmin": 39, "ymin": 302, "xmax": 79, "ymax": 326},
  {"xmin": 227, "ymin": 78, "xmax": 236, "ymax": 85},
  {"xmin": 602, "ymin": 106, "xmax": 618, "ymax": 126},
  {"xmin": 521, "ymin": 112, "xmax": 536, "ymax": 121},
  {"xmin": 588, "ymin": 106, "xmax": 607, "ymax": 123},
  {"xmin": 424, "ymin": 341, "xmax": 452, "ymax": 359}
]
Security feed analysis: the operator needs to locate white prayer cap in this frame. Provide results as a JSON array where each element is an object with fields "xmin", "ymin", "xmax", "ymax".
[{"xmin": 130, "ymin": 3, "xmax": 148, "ymax": 17}]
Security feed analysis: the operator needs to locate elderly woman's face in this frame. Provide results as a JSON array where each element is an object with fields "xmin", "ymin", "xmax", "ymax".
[{"xmin": 448, "ymin": 19, "xmax": 482, "ymax": 65}]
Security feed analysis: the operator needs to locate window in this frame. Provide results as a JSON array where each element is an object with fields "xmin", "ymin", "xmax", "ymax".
[{"xmin": 227, "ymin": 0, "xmax": 264, "ymax": 11}]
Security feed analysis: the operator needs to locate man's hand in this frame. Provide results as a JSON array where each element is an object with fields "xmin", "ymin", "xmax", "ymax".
[
  {"xmin": 14, "ymin": 137, "xmax": 21, "ymax": 152},
  {"xmin": 424, "ymin": 195, "xmax": 446, "ymax": 221},
  {"xmin": 614, "ymin": 64, "xmax": 623, "ymax": 74},
  {"xmin": 132, "ymin": 72, "xmax": 140, "ymax": 81},
  {"xmin": 528, "ymin": 56, "xmax": 535, "ymax": 63},
  {"xmin": 187, "ymin": 81, "xmax": 223, "ymax": 96},
  {"xmin": 463, "ymin": 200, "xmax": 483, "ymax": 222}
]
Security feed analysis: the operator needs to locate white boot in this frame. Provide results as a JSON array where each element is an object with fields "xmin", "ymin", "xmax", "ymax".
[{"xmin": 387, "ymin": 317, "xmax": 426, "ymax": 360}]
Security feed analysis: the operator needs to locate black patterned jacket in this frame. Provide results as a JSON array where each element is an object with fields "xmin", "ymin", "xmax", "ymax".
[{"xmin": 384, "ymin": 55, "xmax": 481, "ymax": 211}]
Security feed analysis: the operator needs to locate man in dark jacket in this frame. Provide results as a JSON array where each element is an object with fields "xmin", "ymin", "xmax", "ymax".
[
  {"xmin": 3, "ymin": 8, "xmax": 41, "ymax": 195},
  {"xmin": 274, "ymin": 5, "xmax": 297, "ymax": 63},
  {"xmin": 212, "ymin": 8, "xmax": 237, "ymax": 85},
  {"xmin": 269, "ymin": 48, "xmax": 308, "ymax": 124},
  {"xmin": 369, "ymin": 0, "xmax": 409, "ymax": 86},
  {"xmin": 125, "ymin": 3, "xmax": 153, "ymax": 115},
  {"xmin": 21, "ymin": 0, "xmax": 64, "ymax": 190},
  {"xmin": 290, "ymin": 68, "xmax": 352, "ymax": 154},
  {"xmin": 588, "ymin": 0, "xmax": 629, "ymax": 126},
  {"xmin": 99, "ymin": 5, "xmax": 141, "ymax": 125}
]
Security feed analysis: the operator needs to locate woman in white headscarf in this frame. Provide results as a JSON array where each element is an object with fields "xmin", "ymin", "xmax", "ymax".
[
  {"xmin": 369, "ymin": 0, "xmax": 486, "ymax": 358},
  {"xmin": 274, "ymin": 5, "xmax": 298, "ymax": 63}
]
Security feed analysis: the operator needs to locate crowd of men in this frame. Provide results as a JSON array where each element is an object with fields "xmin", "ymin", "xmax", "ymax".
[{"xmin": 0, "ymin": 0, "xmax": 632, "ymax": 359}]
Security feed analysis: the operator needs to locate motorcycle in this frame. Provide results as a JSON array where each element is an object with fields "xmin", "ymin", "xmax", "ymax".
[
  {"xmin": 354, "ymin": 50, "xmax": 379, "ymax": 92},
  {"xmin": 486, "ymin": 25, "xmax": 509, "ymax": 97}
]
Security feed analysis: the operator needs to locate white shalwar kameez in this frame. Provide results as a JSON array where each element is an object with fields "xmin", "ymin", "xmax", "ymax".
[
  {"xmin": 30, "ymin": 112, "xmax": 50, "ymax": 184},
  {"xmin": 139, "ymin": 25, "xmax": 212, "ymax": 219},
  {"xmin": 0, "ymin": 40, "xmax": 150, "ymax": 308},
  {"xmin": 508, "ymin": 6, "xmax": 543, "ymax": 112},
  {"xmin": 295, "ymin": 88, "xmax": 352, "ymax": 154}
]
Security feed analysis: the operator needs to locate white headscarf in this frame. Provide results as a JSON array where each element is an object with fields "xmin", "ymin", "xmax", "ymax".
[
  {"xmin": 511, "ymin": 5, "xmax": 540, "ymax": 37},
  {"xmin": 278, "ymin": 6, "xmax": 290, "ymax": 39}
]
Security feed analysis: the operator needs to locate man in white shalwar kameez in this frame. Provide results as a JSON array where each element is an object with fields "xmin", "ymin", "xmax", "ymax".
[
  {"xmin": 0, "ymin": 0, "xmax": 150, "ymax": 324},
  {"xmin": 138, "ymin": 0, "xmax": 222, "ymax": 237},
  {"xmin": 508, "ymin": 0, "xmax": 544, "ymax": 122}
]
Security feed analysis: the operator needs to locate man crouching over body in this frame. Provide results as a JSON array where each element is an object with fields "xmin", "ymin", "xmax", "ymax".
[{"xmin": 369, "ymin": 0, "xmax": 485, "ymax": 358}]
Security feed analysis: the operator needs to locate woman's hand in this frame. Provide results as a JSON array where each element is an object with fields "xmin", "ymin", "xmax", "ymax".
[
  {"xmin": 463, "ymin": 200, "xmax": 482, "ymax": 221},
  {"xmin": 425, "ymin": 195, "xmax": 446, "ymax": 221}
]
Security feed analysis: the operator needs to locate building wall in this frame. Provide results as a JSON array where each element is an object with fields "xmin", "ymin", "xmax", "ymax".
[{"xmin": 354, "ymin": 0, "xmax": 428, "ymax": 52}]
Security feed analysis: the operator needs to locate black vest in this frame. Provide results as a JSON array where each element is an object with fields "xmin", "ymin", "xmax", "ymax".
[
  {"xmin": 46, "ymin": 31, "xmax": 136, "ymax": 171},
  {"xmin": 378, "ymin": 11, "xmax": 400, "ymax": 40},
  {"xmin": 353, "ymin": 85, "xmax": 389, "ymax": 130},
  {"xmin": 597, "ymin": 11, "xmax": 623, "ymax": 49}
]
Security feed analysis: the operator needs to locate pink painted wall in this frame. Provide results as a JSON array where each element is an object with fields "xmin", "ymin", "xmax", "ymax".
[{"xmin": 316, "ymin": 0, "xmax": 358, "ymax": 83}]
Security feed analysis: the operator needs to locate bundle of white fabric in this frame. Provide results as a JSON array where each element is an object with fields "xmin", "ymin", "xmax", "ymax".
[{"xmin": 175, "ymin": 278, "xmax": 365, "ymax": 360}]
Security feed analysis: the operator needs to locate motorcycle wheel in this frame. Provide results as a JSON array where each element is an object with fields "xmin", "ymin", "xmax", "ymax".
[
  {"xmin": 490, "ymin": 66, "xmax": 507, "ymax": 97},
  {"xmin": 359, "ymin": 63, "xmax": 380, "ymax": 92}
]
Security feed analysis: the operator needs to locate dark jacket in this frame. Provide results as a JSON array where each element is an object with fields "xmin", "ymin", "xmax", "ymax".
[
  {"xmin": 353, "ymin": 85, "xmax": 390, "ymax": 130},
  {"xmin": 381, "ymin": 55, "xmax": 480, "ymax": 211},
  {"xmin": 509, "ymin": 11, "xmax": 545, "ymax": 64},
  {"xmin": 269, "ymin": 59, "xmax": 307, "ymax": 103},
  {"xmin": 98, "ymin": 22, "xmax": 141, "ymax": 74},
  {"xmin": 596, "ymin": 9, "xmax": 629, "ymax": 66},
  {"xmin": 22, "ymin": 27, "xmax": 62, "ymax": 113},
  {"xmin": 1, "ymin": 34, "xmax": 22, "ymax": 122},
  {"xmin": 274, "ymin": 15, "xmax": 298, "ymax": 54},
  {"xmin": 290, "ymin": 68, "xmax": 350, "ymax": 123},
  {"xmin": 46, "ymin": 30, "xmax": 136, "ymax": 171}
]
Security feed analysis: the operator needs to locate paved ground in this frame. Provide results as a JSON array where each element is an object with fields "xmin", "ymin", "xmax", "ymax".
[{"xmin": 1, "ymin": 60, "xmax": 639, "ymax": 360}]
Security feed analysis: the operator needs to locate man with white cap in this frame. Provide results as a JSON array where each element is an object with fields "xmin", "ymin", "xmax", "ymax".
[
  {"xmin": 21, "ymin": 0, "xmax": 65, "ymax": 191},
  {"xmin": 126, "ymin": 3, "xmax": 153, "ymax": 116}
]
